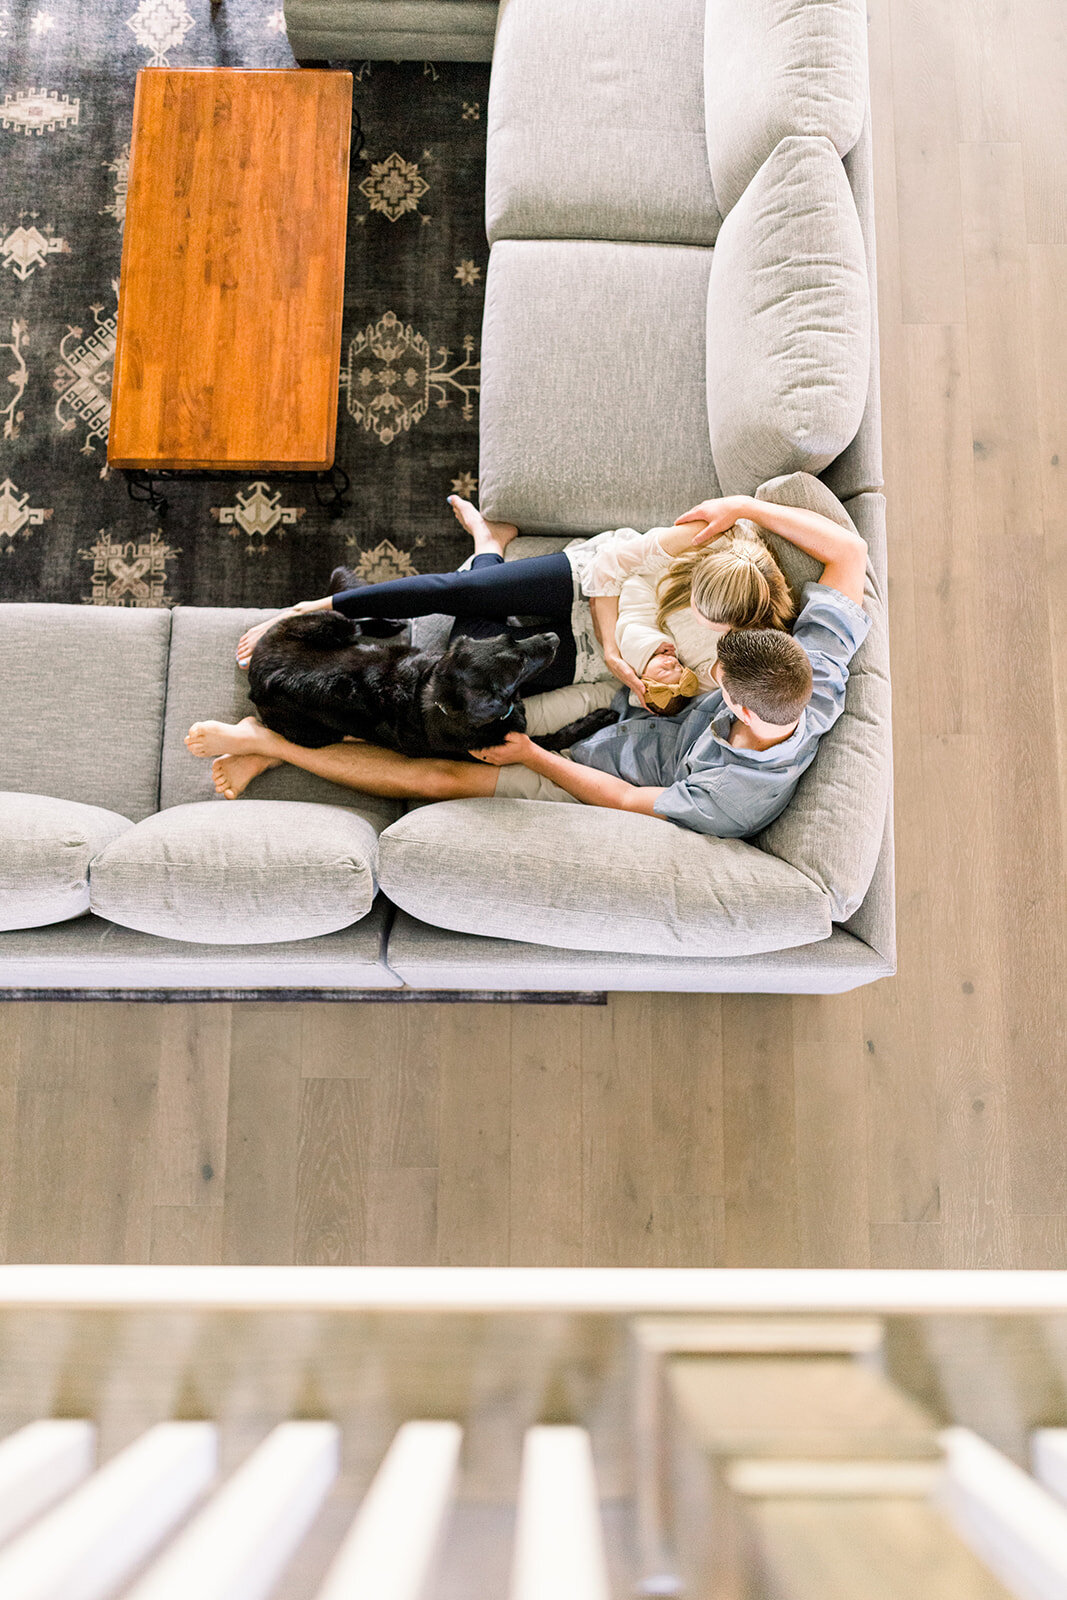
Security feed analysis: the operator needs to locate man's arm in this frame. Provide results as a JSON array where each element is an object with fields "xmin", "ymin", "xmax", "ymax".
[
  {"xmin": 476, "ymin": 734, "xmax": 666, "ymax": 817},
  {"xmin": 675, "ymin": 495, "xmax": 868, "ymax": 607}
]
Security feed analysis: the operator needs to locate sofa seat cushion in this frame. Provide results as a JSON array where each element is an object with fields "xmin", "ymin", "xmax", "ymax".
[
  {"xmin": 755, "ymin": 480, "xmax": 891, "ymax": 921},
  {"xmin": 90, "ymin": 801, "xmax": 381, "ymax": 945},
  {"xmin": 487, "ymin": 0, "xmax": 719, "ymax": 246},
  {"xmin": 705, "ymin": 135, "xmax": 870, "ymax": 497},
  {"xmin": 160, "ymin": 606, "xmax": 401, "ymax": 834},
  {"xmin": 0, "ymin": 792, "xmax": 133, "ymax": 932},
  {"xmin": 378, "ymin": 798, "xmax": 831, "ymax": 957},
  {"xmin": 0, "ymin": 603, "xmax": 170, "ymax": 822},
  {"xmin": 704, "ymin": 0, "xmax": 868, "ymax": 216},
  {"xmin": 480, "ymin": 239, "xmax": 720, "ymax": 535}
]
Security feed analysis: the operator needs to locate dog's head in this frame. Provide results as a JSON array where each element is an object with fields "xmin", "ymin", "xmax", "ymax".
[{"xmin": 425, "ymin": 631, "xmax": 559, "ymax": 735}]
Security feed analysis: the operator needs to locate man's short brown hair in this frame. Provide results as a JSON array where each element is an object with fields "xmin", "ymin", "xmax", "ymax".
[{"xmin": 716, "ymin": 628, "xmax": 813, "ymax": 725}]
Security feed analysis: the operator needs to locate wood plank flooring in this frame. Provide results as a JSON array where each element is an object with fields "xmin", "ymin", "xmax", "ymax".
[{"xmin": 1, "ymin": 0, "xmax": 1065, "ymax": 1268}]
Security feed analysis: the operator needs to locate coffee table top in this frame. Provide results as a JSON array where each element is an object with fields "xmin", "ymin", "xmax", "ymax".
[{"xmin": 108, "ymin": 68, "xmax": 352, "ymax": 472}]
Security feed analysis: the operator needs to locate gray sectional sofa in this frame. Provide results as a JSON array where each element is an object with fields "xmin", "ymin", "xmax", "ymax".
[{"xmin": 0, "ymin": 0, "xmax": 893, "ymax": 996}]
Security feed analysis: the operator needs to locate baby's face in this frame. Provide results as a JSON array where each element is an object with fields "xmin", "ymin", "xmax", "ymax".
[{"xmin": 644, "ymin": 654, "xmax": 685, "ymax": 685}]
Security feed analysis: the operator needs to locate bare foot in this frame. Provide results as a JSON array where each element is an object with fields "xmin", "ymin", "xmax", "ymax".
[
  {"xmin": 236, "ymin": 610, "xmax": 294, "ymax": 669},
  {"xmin": 212, "ymin": 752, "xmax": 281, "ymax": 799},
  {"xmin": 185, "ymin": 715, "xmax": 270, "ymax": 759},
  {"xmin": 447, "ymin": 495, "xmax": 518, "ymax": 557}
]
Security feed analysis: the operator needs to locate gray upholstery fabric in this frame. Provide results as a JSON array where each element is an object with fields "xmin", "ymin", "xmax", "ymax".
[
  {"xmin": 839, "ymin": 489, "xmax": 894, "ymax": 968},
  {"xmin": 703, "ymin": 0, "xmax": 868, "ymax": 216},
  {"xmin": 283, "ymin": 0, "xmax": 498, "ymax": 60},
  {"xmin": 486, "ymin": 0, "xmax": 719, "ymax": 247},
  {"xmin": 821, "ymin": 108, "xmax": 885, "ymax": 502},
  {"xmin": 387, "ymin": 911, "xmax": 892, "ymax": 993},
  {"xmin": 0, "ymin": 901, "xmax": 401, "ymax": 989},
  {"xmin": 0, "ymin": 792, "xmax": 132, "ymax": 931},
  {"xmin": 161, "ymin": 606, "xmax": 400, "ymax": 834},
  {"xmin": 480, "ymin": 240, "xmax": 720, "ymax": 534},
  {"xmin": 90, "ymin": 801, "xmax": 380, "ymax": 945},
  {"xmin": 379, "ymin": 798, "xmax": 831, "ymax": 957},
  {"xmin": 705, "ymin": 136, "xmax": 870, "ymax": 497},
  {"xmin": 843, "ymin": 779, "xmax": 895, "ymax": 968},
  {"xmin": 0, "ymin": 603, "xmax": 170, "ymax": 822},
  {"xmin": 751, "ymin": 478, "xmax": 891, "ymax": 923}
]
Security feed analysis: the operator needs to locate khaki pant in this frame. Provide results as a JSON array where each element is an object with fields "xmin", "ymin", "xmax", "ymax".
[{"xmin": 493, "ymin": 678, "xmax": 617, "ymax": 804}]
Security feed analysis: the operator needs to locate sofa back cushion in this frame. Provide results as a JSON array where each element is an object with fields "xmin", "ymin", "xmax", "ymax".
[
  {"xmin": 378, "ymin": 798, "xmax": 832, "ymax": 957},
  {"xmin": 705, "ymin": 135, "xmax": 870, "ymax": 497},
  {"xmin": 160, "ymin": 606, "xmax": 401, "ymax": 833},
  {"xmin": 90, "ymin": 800, "xmax": 380, "ymax": 945},
  {"xmin": 753, "ymin": 477, "xmax": 891, "ymax": 922},
  {"xmin": 0, "ymin": 792, "xmax": 133, "ymax": 931},
  {"xmin": 0, "ymin": 603, "xmax": 170, "ymax": 822},
  {"xmin": 487, "ymin": 0, "xmax": 720, "ymax": 247},
  {"xmin": 703, "ymin": 0, "xmax": 868, "ymax": 216},
  {"xmin": 283, "ymin": 0, "xmax": 500, "ymax": 63}
]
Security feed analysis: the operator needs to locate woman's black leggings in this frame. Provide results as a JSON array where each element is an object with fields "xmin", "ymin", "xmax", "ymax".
[{"xmin": 332, "ymin": 551, "xmax": 579, "ymax": 692}]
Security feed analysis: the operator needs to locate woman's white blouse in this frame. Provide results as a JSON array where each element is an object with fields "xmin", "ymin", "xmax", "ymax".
[{"xmin": 564, "ymin": 526, "xmax": 723, "ymax": 690}]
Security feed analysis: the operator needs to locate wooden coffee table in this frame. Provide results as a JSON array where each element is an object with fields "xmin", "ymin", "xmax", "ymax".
[{"xmin": 109, "ymin": 68, "xmax": 352, "ymax": 504}]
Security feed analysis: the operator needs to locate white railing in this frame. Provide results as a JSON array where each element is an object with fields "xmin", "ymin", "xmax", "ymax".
[
  {"xmin": 0, "ymin": 1421, "xmax": 95, "ymax": 1546},
  {"xmin": 939, "ymin": 1427, "xmax": 1067, "ymax": 1600},
  {"xmin": 124, "ymin": 1422, "xmax": 339, "ymax": 1600},
  {"xmin": 0, "ymin": 1422, "xmax": 216, "ymax": 1600},
  {"xmin": 315, "ymin": 1421, "xmax": 461, "ymax": 1600},
  {"xmin": 0, "ymin": 1265, "xmax": 1066, "ymax": 1312},
  {"xmin": 1031, "ymin": 1428, "xmax": 1067, "ymax": 1508},
  {"xmin": 510, "ymin": 1428, "xmax": 611, "ymax": 1600},
  {"xmin": 0, "ymin": 1278, "xmax": 1066, "ymax": 1600}
]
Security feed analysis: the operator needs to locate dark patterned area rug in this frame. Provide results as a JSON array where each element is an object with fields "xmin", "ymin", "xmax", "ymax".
[{"xmin": 0, "ymin": 0, "xmax": 488, "ymax": 606}]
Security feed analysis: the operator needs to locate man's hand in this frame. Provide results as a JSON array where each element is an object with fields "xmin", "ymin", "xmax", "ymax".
[
  {"xmin": 470, "ymin": 731, "xmax": 535, "ymax": 766},
  {"xmin": 672, "ymin": 495, "xmax": 752, "ymax": 538}
]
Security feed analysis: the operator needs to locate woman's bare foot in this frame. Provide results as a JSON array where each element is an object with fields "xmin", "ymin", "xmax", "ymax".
[
  {"xmin": 211, "ymin": 752, "xmax": 281, "ymax": 800},
  {"xmin": 185, "ymin": 715, "xmax": 271, "ymax": 760},
  {"xmin": 447, "ymin": 495, "xmax": 518, "ymax": 557},
  {"xmin": 236, "ymin": 610, "xmax": 293, "ymax": 669}
]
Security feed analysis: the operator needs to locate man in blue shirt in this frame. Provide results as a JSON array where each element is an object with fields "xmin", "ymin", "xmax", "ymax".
[{"xmin": 184, "ymin": 492, "xmax": 870, "ymax": 836}]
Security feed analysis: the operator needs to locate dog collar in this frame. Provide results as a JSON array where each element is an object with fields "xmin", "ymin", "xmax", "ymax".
[{"xmin": 433, "ymin": 700, "xmax": 517, "ymax": 721}]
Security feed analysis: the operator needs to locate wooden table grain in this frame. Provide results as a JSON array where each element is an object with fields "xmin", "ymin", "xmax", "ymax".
[{"xmin": 108, "ymin": 68, "xmax": 352, "ymax": 472}]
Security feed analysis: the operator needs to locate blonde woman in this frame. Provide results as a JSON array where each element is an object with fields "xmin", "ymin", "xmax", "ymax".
[{"xmin": 604, "ymin": 521, "xmax": 795, "ymax": 710}]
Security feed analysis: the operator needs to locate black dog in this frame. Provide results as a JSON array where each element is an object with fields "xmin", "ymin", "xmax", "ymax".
[{"xmin": 247, "ymin": 610, "xmax": 617, "ymax": 759}]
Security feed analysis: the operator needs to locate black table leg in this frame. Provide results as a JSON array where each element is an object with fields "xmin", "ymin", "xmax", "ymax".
[
  {"xmin": 125, "ymin": 471, "xmax": 169, "ymax": 516},
  {"xmin": 313, "ymin": 463, "xmax": 350, "ymax": 519}
]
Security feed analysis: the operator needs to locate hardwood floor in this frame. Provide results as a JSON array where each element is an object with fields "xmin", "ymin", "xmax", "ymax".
[{"xmin": 1, "ymin": 0, "xmax": 1064, "ymax": 1269}]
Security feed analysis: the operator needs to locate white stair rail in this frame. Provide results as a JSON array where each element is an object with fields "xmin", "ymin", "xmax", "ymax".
[
  {"xmin": 0, "ymin": 1421, "xmax": 216, "ymax": 1600},
  {"xmin": 509, "ymin": 1427, "xmax": 611, "ymax": 1600},
  {"xmin": 314, "ymin": 1421, "xmax": 462, "ymax": 1600},
  {"xmin": 124, "ymin": 1420, "xmax": 340, "ymax": 1600},
  {"xmin": 1031, "ymin": 1429, "xmax": 1067, "ymax": 1508},
  {"xmin": 0, "ymin": 1421, "xmax": 96, "ymax": 1547},
  {"xmin": 938, "ymin": 1426, "xmax": 1067, "ymax": 1600}
]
